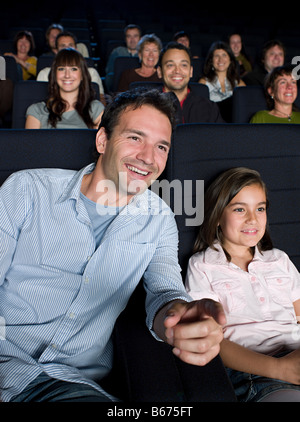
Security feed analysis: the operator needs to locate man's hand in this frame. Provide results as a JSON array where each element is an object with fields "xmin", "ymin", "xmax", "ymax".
[{"xmin": 154, "ymin": 299, "xmax": 226, "ymax": 366}]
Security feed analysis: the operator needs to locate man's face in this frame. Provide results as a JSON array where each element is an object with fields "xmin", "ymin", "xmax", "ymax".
[
  {"xmin": 125, "ymin": 28, "xmax": 141, "ymax": 51},
  {"xmin": 158, "ymin": 48, "xmax": 193, "ymax": 93},
  {"xmin": 263, "ymin": 45, "xmax": 284, "ymax": 73},
  {"xmin": 57, "ymin": 36, "xmax": 76, "ymax": 51},
  {"xmin": 48, "ymin": 28, "xmax": 61, "ymax": 49},
  {"xmin": 95, "ymin": 105, "xmax": 172, "ymax": 205}
]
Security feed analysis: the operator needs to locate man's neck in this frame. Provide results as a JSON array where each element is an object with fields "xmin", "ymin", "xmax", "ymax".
[{"xmin": 163, "ymin": 86, "xmax": 189, "ymax": 103}]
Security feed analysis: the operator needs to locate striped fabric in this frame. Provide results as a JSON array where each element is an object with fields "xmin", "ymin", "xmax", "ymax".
[{"xmin": 0, "ymin": 164, "xmax": 191, "ymax": 402}]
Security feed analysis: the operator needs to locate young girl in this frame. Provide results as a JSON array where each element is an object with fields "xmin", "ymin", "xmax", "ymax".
[
  {"xmin": 185, "ymin": 167, "xmax": 300, "ymax": 402},
  {"xmin": 26, "ymin": 48, "xmax": 104, "ymax": 129}
]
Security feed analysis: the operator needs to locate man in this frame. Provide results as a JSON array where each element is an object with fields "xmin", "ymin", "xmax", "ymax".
[
  {"xmin": 242, "ymin": 39, "xmax": 285, "ymax": 86},
  {"xmin": 0, "ymin": 89, "xmax": 225, "ymax": 402},
  {"xmin": 43, "ymin": 23, "xmax": 64, "ymax": 56},
  {"xmin": 105, "ymin": 24, "xmax": 142, "ymax": 92},
  {"xmin": 157, "ymin": 42, "xmax": 224, "ymax": 124},
  {"xmin": 37, "ymin": 31, "xmax": 105, "ymax": 105}
]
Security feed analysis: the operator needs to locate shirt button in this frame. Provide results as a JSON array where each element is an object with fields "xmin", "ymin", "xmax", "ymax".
[
  {"xmin": 69, "ymin": 312, "xmax": 76, "ymax": 319},
  {"xmin": 260, "ymin": 297, "xmax": 265, "ymax": 302},
  {"xmin": 251, "ymin": 276, "xmax": 256, "ymax": 282},
  {"xmin": 84, "ymin": 276, "xmax": 89, "ymax": 284}
]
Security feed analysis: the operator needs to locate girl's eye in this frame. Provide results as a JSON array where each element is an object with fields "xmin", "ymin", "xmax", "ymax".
[
  {"xmin": 257, "ymin": 207, "xmax": 266, "ymax": 212},
  {"xmin": 234, "ymin": 208, "xmax": 244, "ymax": 212}
]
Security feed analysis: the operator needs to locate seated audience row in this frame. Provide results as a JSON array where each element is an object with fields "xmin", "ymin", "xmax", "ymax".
[{"xmin": 2, "ymin": 22, "xmax": 299, "ymax": 128}]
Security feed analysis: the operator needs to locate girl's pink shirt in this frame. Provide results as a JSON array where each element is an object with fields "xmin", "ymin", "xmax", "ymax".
[{"xmin": 186, "ymin": 242, "xmax": 300, "ymax": 355}]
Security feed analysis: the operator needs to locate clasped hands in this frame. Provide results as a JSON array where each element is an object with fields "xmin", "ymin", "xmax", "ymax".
[{"xmin": 155, "ymin": 299, "xmax": 226, "ymax": 366}]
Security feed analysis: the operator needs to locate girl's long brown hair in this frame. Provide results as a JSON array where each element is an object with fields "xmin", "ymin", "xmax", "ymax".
[{"xmin": 47, "ymin": 48, "xmax": 96, "ymax": 128}]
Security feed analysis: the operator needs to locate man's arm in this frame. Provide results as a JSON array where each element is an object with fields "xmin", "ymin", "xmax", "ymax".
[{"xmin": 153, "ymin": 298, "xmax": 226, "ymax": 366}]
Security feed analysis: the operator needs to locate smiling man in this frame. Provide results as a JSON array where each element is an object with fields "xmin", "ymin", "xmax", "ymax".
[
  {"xmin": 157, "ymin": 42, "xmax": 224, "ymax": 124},
  {"xmin": 0, "ymin": 89, "xmax": 225, "ymax": 402}
]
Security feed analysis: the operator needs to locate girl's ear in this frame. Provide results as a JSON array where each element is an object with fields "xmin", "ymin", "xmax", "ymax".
[{"xmin": 95, "ymin": 127, "xmax": 108, "ymax": 154}]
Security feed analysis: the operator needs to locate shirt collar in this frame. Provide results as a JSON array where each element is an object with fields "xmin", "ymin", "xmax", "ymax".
[
  {"xmin": 56, "ymin": 163, "xmax": 167, "ymax": 216},
  {"xmin": 57, "ymin": 163, "xmax": 95, "ymax": 204},
  {"xmin": 205, "ymin": 241, "xmax": 276, "ymax": 265}
]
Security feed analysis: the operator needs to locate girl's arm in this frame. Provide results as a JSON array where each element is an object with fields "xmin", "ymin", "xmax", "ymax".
[
  {"xmin": 293, "ymin": 299, "xmax": 300, "ymax": 322},
  {"xmin": 220, "ymin": 338, "xmax": 300, "ymax": 385},
  {"xmin": 25, "ymin": 115, "xmax": 41, "ymax": 129}
]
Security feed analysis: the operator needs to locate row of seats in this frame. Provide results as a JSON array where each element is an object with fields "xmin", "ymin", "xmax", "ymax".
[
  {"xmin": 1, "ymin": 124, "xmax": 299, "ymax": 273},
  {"xmin": 9, "ymin": 78, "xmax": 299, "ymax": 128},
  {"xmin": 0, "ymin": 122, "xmax": 299, "ymax": 400}
]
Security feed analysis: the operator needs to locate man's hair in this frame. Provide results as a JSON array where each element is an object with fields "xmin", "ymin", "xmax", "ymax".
[
  {"xmin": 55, "ymin": 31, "xmax": 77, "ymax": 49},
  {"xmin": 94, "ymin": 88, "xmax": 176, "ymax": 161},
  {"xmin": 158, "ymin": 41, "xmax": 192, "ymax": 68},
  {"xmin": 124, "ymin": 24, "xmax": 142, "ymax": 37},
  {"xmin": 45, "ymin": 23, "xmax": 64, "ymax": 41}
]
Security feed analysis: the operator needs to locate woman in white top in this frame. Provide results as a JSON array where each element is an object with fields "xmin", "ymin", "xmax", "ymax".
[
  {"xmin": 186, "ymin": 167, "xmax": 300, "ymax": 402},
  {"xmin": 26, "ymin": 48, "xmax": 104, "ymax": 129},
  {"xmin": 199, "ymin": 41, "xmax": 245, "ymax": 121}
]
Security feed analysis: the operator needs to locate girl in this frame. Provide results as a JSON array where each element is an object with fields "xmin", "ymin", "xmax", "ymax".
[
  {"xmin": 186, "ymin": 167, "xmax": 300, "ymax": 402},
  {"xmin": 26, "ymin": 48, "xmax": 104, "ymax": 129},
  {"xmin": 199, "ymin": 41, "xmax": 245, "ymax": 121}
]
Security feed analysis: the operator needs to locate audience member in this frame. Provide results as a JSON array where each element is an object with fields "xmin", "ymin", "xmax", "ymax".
[
  {"xmin": 157, "ymin": 42, "xmax": 223, "ymax": 123},
  {"xmin": 199, "ymin": 41, "xmax": 245, "ymax": 122},
  {"xmin": 117, "ymin": 33, "xmax": 162, "ymax": 92},
  {"xmin": 1, "ymin": 88, "xmax": 225, "ymax": 402},
  {"xmin": 173, "ymin": 30, "xmax": 199, "ymax": 58},
  {"xmin": 250, "ymin": 64, "xmax": 300, "ymax": 123},
  {"xmin": 25, "ymin": 48, "xmax": 104, "ymax": 129},
  {"xmin": 4, "ymin": 30, "xmax": 37, "ymax": 80},
  {"xmin": 186, "ymin": 167, "xmax": 300, "ymax": 402},
  {"xmin": 243, "ymin": 39, "xmax": 285, "ymax": 86},
  {"xmin": 43, "ymin": 23, "xmax": 64, "ymax": 56},
  {"xmin": 228, "ymin": 33, "xmax": 252, "ymax": 77},
  {"xmin": 105, "ymin": 24, "xmax": 142, "ymax": 92},
  {"xmin": 37, "ymin": 31, "xmax": 105, "ymax": 105}
]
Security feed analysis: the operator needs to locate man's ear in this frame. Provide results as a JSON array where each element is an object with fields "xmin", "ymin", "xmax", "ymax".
[
  {"xmin": 95, "ymin": 127, "xmax": 108, "ymax": 154},
  {"xmin": 190, "ymin": 65, "xmax": 193, "ymax": 79},
  {"xmin": 157, "ymin": 66, "xmax": 162, "ymax": 79}
]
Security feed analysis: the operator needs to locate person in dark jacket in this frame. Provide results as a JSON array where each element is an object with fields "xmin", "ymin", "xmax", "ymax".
[{"xmin": 157, "ymin": 42, "xmax": 224, "ymax": 124}]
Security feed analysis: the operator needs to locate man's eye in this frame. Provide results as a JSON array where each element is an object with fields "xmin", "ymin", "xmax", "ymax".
[{"xmin": 158, "ymin": 145, "xmax": 168, "ymax": 152}]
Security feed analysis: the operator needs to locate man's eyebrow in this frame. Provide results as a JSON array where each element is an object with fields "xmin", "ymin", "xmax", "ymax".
[
  {"xmin": 164, "ymin": 59, "xmax": 189, "ymax": 64},
  {"xmin": 124, "ymin": 129, "xmax": 171, "ymax": 148}
]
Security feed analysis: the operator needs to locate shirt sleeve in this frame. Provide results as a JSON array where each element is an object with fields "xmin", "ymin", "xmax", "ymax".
[
  {"xmin": 90, "ymin": 100, "xmax": 105, "ymax": 120},
  {"xmin": 185, "ymin": 253, "xmax": 220, "ymax": 302},
  {"xmin": 88, "ymin": 68, "xmax": 104, "ymax": 94},
  {"xmin": 143, "ymin": 212, "xmax": 192, "ymax": 336},
  {"xmin": 0, "ymin": 172, "xmax": 31, "ymax": 286}
]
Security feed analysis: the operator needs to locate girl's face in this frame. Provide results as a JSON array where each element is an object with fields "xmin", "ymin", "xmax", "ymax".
[
  {"xmin": 212, "ymin": 49, "xmax": 230, "ymax": 73},
  {"xmin": 218, "ymin": 184, "xmax": 267, "ymax": 256},
  {"xmin": 56, "ymin": 64, "xmax": 82, "ymax": 93}
]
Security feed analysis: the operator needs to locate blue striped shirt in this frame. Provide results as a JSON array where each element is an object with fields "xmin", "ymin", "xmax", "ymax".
[{"xmin": 0, "ymin": 164, "xmax": 191, "ymax": 402}]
